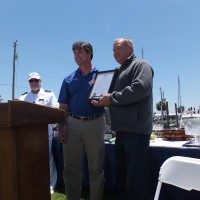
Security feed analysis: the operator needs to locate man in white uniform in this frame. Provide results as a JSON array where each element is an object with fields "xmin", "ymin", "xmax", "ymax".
[{"xmin": 19, "ymin": 72, "xmax": 58, "ymax": 194}]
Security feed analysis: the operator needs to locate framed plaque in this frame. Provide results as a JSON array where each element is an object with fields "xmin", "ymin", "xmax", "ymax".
[{"xmin": 88, "ymin": 69, "xmax": 118, "ymax": 101}]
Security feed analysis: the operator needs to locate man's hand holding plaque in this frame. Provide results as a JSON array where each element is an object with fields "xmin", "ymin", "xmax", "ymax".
[
  {"xmin": 91, "ymin": 93, "xmax": 111, "ymax": 107},
  {"xmin": 88, "ymin": 69, "xmax": 118, "ymax": 102}
]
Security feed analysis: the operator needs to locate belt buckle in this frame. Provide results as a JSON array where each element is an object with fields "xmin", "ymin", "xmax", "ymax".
[
  {"xmin": 82, "ymin": 116, "xmax": 92, "ymax": 120},
  {"xmin": 80, "ymin": 116, "xmax": 85, "ymax": 120}
]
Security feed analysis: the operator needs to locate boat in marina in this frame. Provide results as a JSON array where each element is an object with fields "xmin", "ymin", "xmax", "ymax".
[{"xmin": 153, "ymin": 112, "xmax": 200, "ymax": 141}]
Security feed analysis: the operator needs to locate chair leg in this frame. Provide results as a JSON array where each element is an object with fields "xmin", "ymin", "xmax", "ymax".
[{"xmin": 154, "ymin": 181, "xmax": 162, "ymax": 200}]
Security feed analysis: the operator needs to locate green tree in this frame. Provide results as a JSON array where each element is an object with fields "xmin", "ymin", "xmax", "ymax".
[
  {"xmin": 156, "ymin": 100, "xmax": 167, "ymax": 111},
  {"xmin": 178, "ymin": 106, "xmax": 185, "ymax": 113},
  {"xmin": 0, "ymin": 95, "xmax": 3, "ymax": 103}
]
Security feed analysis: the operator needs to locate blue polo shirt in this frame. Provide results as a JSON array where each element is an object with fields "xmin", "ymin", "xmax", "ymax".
[{"xmin": 58, "ymin": 67, "xmax": 105, "ymax": 116}]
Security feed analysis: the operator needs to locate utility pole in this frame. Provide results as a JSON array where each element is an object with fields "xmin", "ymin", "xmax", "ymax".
[
  {"xmin": 12, "ymin": 40, "xmax": 17, "ymax": 99},
  {"xmin": 141, "ymin": 47, "xmax": 144, "ymax": 59}
]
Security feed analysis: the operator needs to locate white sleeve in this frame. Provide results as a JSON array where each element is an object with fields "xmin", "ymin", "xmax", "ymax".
[
  {"xmin": 50, "ymin": 92, "xmax": 59, "ymax": 108},
  {"xmin": 18, "ymin": 94, "xmax": 26, "ymax": 101}
]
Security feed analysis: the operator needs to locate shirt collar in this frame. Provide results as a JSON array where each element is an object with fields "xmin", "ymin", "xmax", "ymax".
[
  {"xmin": 121, "ymin": 54, "xmax": 136, "ymax": 67},
  {"xmin": 77, "ymin": 67, "xmax": 98, "ymax": 76}
]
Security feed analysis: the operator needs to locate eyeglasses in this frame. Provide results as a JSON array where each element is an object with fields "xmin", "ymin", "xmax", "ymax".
[{"xmin": 29, "ymin": 79, "xmax": 39, "ymax": 83}]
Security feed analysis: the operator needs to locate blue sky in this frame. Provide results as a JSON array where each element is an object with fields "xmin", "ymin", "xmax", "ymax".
[{"xmin": 0, "ymin": 0, "xmax": 200, "ymax": 113}]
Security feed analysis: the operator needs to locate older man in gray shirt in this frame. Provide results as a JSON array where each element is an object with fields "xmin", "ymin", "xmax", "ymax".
[{"xmin": 92, "ymin": 37, "xmax": 154, "ymax": 200}]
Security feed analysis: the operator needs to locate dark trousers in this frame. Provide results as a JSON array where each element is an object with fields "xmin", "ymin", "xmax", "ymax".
[{"xmin": 115, "ymin": 132, "xmax": 150, "ymax": 200}]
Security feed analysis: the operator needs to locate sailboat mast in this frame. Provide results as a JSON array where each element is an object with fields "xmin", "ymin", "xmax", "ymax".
[
  {"xmin": 178, "ymin": 75, "xmax": 184, "ymax": 128},
  {"xmin": 178, "ymin": 75, "xmax": 181, "ymax": 108}
]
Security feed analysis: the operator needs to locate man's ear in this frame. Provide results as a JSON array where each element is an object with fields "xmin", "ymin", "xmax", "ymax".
[{"xmin": 128, "ymin": 46, "xmax": 133, "ymax": 54}]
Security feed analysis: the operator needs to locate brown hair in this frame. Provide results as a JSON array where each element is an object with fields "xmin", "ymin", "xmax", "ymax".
[{"xmin": 72, "ymin": 41, "xmax": 93, "ymax": 60}]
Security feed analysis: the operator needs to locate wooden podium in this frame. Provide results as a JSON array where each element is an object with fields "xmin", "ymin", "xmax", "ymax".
[{"xmin": 0, "ymin": 100, "xmax": 65, "ymax": 200}]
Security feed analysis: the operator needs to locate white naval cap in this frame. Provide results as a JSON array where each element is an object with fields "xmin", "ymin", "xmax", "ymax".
[{"xmin": 28, "ymin": 72, "xmax": 41, "ymax": 80}]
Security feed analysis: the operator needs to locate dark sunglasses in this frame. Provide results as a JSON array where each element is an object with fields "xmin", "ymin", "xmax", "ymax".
[{"xmin": 29, "ymin": 79, "xmax": 39, "ymax": 83}]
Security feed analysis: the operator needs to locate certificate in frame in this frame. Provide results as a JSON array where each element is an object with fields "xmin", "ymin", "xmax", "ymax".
[{"xmin": 88, "ymin": 69, "xmax": 118, "ymax": 101}]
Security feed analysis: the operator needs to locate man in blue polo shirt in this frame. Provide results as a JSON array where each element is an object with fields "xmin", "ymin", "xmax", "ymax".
[{"xmin": 58, "ymin": 41, "xmax": 105, "ymax": 200}]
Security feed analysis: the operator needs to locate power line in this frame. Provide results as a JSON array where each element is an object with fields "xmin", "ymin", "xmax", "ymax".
[
  {"xmin": 0, "ymin": 34, "xmax": 72, "ymax": 95},
  {"xmin": 0, "ymin": 33, "xmax": 69, "ymax": 66},
  {"xmin": 0, "ymin": 35, "xmax": 13, "ymax": 46},
  {"xmin": 18, "ymin": 44, "xmax": 67, "ymax": 66},
  {"xmin": 0, "ymin": 83, "xmax": 28, "ymax": 89},
  {"xmin": 18, "ymin": 41, "xmax": 67, "ymax": 64},
  {"xmin": 0, "ymin": 59, "xmax": 12, "ymax": 63}
]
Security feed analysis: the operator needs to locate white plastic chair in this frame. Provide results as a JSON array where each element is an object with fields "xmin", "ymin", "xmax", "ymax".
[{"xmin": 154, "ymin": 156, "xmax": 200, "ymax": 200}]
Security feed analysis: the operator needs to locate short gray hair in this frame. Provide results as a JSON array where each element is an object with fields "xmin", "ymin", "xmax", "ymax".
[{"xmin": 114, "ymin": 38, "xmax": 134, "ymax": 48}]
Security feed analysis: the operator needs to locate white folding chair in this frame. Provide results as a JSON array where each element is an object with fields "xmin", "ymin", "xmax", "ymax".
[{"xmin": 154, "ymin": 156, "xmax": 200, "ymax": 200}]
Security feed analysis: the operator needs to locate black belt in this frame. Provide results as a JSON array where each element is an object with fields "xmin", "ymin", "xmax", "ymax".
[{"xmin": 69, "ymin": 113, "xmax": 102, "ymax": 121}]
